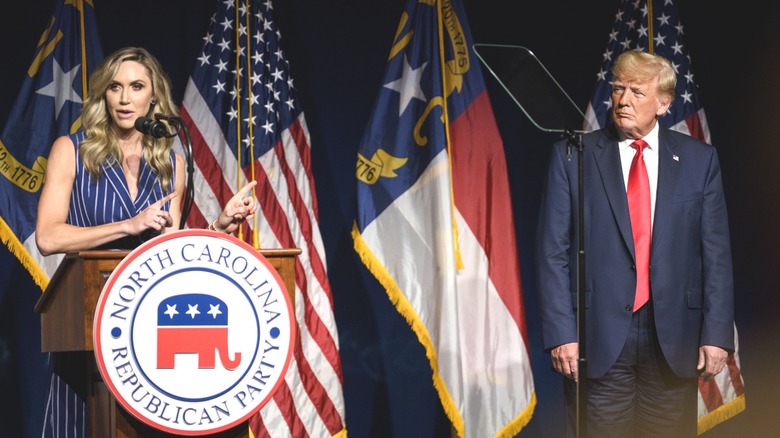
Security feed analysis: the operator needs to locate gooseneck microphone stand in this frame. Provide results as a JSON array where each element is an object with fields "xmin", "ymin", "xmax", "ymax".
[{"xmin": 148, "ymin": 115, "xmax": 195, "ymax": 229}]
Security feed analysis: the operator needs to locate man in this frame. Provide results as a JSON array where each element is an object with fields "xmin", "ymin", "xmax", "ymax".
[{"xmin": 535, "ymin": 50, "xmax": 734, "ymax": 437}]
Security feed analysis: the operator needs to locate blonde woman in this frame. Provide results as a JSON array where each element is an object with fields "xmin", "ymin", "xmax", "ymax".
[{"xmin": 36, "ymin": 47, "xmax": 255, "ymax": 255}]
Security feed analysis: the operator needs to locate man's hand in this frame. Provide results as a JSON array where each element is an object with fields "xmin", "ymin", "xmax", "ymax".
[
  {"xmin": 551, "ymin": 342, "xmax": 579, "ymax": 382},
  {"xmin": 697, "ymin": 345, "xmax": 728, "ymax": 381}
]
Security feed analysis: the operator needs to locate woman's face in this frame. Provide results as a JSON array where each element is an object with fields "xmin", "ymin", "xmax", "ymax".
[{"xmin": 105, "ymin": 60, "xmax": 154, "ymax": 133}]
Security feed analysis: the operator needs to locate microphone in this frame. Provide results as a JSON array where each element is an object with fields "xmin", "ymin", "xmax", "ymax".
[{"xmin": 135, "ymin": 116, "xmax": 171, "ymax": 138}]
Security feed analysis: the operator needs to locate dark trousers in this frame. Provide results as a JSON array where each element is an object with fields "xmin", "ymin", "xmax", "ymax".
[{"xmin": 564, "ymin": 305, "xmax": 698, "ymax": 438}]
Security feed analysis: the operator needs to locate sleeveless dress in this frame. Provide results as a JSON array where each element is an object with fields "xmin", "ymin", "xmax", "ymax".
[
  {"xmin": 67, "ymin": 130, "xmax": 176, "ymax": 248},
  {"xmin": 42, "ymin": 131, "xmax": 177, "ymax": 437}
]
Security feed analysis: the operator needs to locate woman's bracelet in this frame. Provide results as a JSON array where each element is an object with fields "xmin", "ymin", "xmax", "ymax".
[{"xmin": 208, "ymin": 219, "xmax": 226, "ymax": 233}]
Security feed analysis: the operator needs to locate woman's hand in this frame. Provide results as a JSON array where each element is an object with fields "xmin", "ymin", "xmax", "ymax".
[
  {"xmin": 129, "ymin": 192, "xmax": 177, "ymax": 235},
  {"xmin": 211, "ymin": 181, "xmax": 257, "ymax": 234}
]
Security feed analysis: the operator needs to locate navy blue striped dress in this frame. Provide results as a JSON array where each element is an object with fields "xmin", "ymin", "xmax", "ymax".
[{"xmin": 42, "ymin": 131, "xmax": 176, "ymax": 437}]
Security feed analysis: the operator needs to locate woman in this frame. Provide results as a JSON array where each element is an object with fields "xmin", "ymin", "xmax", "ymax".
[
  {"xmin": 35, "ymin": 47, "xmax": 256, "ymax": 255},
  {"xmin": 34, "ymin": 47, "xmax": 257, "ymax": 436},
  {"xmin": 36, "ymin": 46, "xmax": 255, "ymax": 256}
]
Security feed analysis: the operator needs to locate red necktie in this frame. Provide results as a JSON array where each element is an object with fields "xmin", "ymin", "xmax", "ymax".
[{"xmin": 627, "ymin": 139, "xmax": 650, "ymax": 311}]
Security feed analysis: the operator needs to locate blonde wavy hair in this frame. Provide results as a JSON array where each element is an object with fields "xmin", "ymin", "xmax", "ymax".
[{"xmin": 80, "ymin": 47, "xmax": 179, "ymax": 191}]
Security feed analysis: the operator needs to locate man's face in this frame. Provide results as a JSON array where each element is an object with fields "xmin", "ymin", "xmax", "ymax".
[{"xmin": 611, "ymin": 76, "xmax": 670, "ymax": 139}]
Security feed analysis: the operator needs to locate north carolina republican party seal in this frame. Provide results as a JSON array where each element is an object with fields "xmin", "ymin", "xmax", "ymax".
[{"xmin": 93, "ymin": 229, "xmax": 295, "ymax": 435}]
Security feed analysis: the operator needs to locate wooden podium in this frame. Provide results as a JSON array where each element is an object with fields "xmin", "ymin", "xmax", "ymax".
[{"xmin": 34, "ymin": 248, "xmax": 300, "ymax": 438}]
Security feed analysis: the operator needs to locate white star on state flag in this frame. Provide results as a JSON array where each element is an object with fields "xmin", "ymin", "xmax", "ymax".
[
  {"xmin": 383, "ymin": 55, "xmax": 427, "ymax": 117},
  {"xmin": 35, "ymin": 59, "xmax": 82, "ymax": 120}
]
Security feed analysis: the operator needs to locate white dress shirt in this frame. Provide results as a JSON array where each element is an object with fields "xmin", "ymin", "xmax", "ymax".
[{"xmin": 619, "ymin": 122, "xmax": 659, "ymax": 229}]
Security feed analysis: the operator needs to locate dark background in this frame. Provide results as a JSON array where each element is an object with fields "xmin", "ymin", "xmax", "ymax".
[{"xmin": 1, "ymin": 1, "xmax": 778, "ymax": 437}]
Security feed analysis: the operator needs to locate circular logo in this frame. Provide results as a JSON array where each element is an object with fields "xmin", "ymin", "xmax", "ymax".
[{"xmin": 93, "ymin": 229, "xmax": 295, "ymax": 435}]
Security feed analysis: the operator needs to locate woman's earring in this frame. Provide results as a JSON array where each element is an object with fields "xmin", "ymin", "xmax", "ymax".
[{"xmin": 150, "ymin": 98, "xmax": 158, "ymax": 106}]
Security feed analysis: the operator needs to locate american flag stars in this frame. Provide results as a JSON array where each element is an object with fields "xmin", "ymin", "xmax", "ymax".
[
  {"xmin": 589, "ymin": 0, "xmax": 702, "ymax": 129},
  {"xmin": 193, "ymin": 0, "xmax": 297, "ymax": 158}
]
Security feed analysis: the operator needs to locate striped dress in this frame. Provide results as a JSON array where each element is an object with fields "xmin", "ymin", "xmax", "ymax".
[{"xmin": 42, "ymin": 131, "xmax": 177, "ymax": 437}]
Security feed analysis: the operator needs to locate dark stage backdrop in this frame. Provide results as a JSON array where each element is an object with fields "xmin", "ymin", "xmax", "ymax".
[{"xmin": 1, "ymin": 1, "xmax": 778, "ymax": 437}]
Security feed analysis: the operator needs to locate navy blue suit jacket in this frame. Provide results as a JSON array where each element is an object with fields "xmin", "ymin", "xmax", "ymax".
[{"xmin": 535, "ymin": 125, "xmax": 735, "ymax": 379}]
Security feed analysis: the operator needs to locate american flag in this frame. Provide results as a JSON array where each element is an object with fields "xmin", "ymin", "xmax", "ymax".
[
  {"xmin": 583, "ymin": 0, "xmax": 746, "ymax": 433},
  {"xmin": 353, "ymin": 0, "xmax": 535, "ymax": 436},
  {"xmin": 176, "ymin": 0, "xmax": 346, "ymax": 436}
]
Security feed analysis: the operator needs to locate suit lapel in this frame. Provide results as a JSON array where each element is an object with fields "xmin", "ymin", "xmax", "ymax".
[
  {"xmin": 651, "ymin": 128, "xmax": 681, "ymax": 254},
  {"xmin": 592, "ymin": 132, "xmax": 636, "ymax": 255}
]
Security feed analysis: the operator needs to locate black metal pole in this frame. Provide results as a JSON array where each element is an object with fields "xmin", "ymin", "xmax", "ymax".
[{"xmin": 565, "ymin": 129, "xmax": 587, "ymax": 438}]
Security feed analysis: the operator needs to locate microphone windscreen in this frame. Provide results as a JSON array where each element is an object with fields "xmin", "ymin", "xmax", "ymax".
[{"xmin": 134, "ymin": 117, "xmax": 151, "ymax": 132}]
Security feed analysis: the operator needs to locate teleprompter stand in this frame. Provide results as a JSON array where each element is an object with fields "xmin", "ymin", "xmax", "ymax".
[{"xmin": 473, "ymin": 44, "xmax": 589, "ymax": 438}]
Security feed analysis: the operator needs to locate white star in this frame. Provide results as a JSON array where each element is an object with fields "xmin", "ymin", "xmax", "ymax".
[
  {"xmin": 383, "ymin": 56, "xmax": 427, "ymax": 117},
  {"xmin": 186, "ymin": 304, "xmax": 201, "ymax": 318},
  {"xmin": 35, "ymin": 59, "xmax": 82, "ymax": 120},
  {"xmin": 220, "ymin": 16, "xmax": 233, "ymax": 32},
  {"xmin": 215, "ymin": 59, "xmax": 229, "ymax": 73},
  {"xmin": 164, "ymin": 304, "xmax": 178, "ymax": 319},
  {"xmin": 271, "ymin": 67, "xmax": 284, "ymax": 82},
  {"xmin": 654, "ymin": 32, "xmax": 666, "ymax": 47},
  {"xmin": 218, "ymin": 38, "xmax": 231, "ymax": 52},
  {"xmin": 250, "ymin": 71, "xmax": 262, "ymax": 86},
  {"xmin": 253, "ymin": 50, "xmax": 264, "ymax": 65},
  {"xmin": 208, "ymin": 304, "xmax": 223, "ymax": 318}
]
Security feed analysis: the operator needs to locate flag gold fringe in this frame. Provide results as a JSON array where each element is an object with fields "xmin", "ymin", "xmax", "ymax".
[
  {"xmin": 0, "ymin": 216, "xmax": 48, "ymax": 292},
  {"xmin": 697, "ymin": 394, "xmax": 746, "ymax": 435},
  {"xmin": 352, "ymin": 222, "xmax": 535, "ymax": 437}
]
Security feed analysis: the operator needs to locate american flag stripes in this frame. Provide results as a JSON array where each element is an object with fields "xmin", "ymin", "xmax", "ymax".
[
  {"xmin": 177, "ymin": 0, "xmax": 346, "ymax": 436},
  {"xmin": 353, "ymin": 0, "xmax": 536, "ymax": 436},
  {"xmin": 583, "ymin": 0, "xmax": 746, "ymax": 433}
]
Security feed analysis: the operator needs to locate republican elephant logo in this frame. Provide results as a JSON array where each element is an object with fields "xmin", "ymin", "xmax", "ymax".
[{"xmin": 156, "ymin": 293, "xmax": 242, "ymax": 370}]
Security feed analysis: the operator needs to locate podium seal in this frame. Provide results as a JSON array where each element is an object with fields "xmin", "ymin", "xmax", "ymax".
[{"xmin": 93, "ymin": 229, "xmax": 295, "ymax": 435}]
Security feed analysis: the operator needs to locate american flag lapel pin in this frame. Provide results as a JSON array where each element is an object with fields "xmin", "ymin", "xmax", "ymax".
[{"xmin": 672, "ymin": 154, "xmax": 679, "ymax": 161}]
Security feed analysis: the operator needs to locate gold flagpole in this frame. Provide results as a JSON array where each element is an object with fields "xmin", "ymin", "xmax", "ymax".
[{"xmin": 647, "ymin": 0, "xmax": 654, "ymax": 54}]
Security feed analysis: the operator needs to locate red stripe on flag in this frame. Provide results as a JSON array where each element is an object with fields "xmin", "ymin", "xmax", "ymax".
[
  {"xmin": 180, "ymin": 106, "xmax": 236, "ymax": 219},
  {"xmin": 699, "ymin": 378, "xmax": 724, "ymax": 412},
  {"xmin": 450, "ymin": 90, "xmax": 530, "ymax": 346},
  {"xmin": 276, "ymin": 120, "xmax": 335, "ymax": 311},
  {"xmin": 246, "ymin": 133, "xmax": 342, "ymax": 433},
  {"xmin": 727, "ymin": 354, "xmax": 746, "ymax": 395},
  {"xmin": 288, "ymin": 118, "xmax": 321, "ymax": 218},
  {"xmin": 252, "ymin": 381, "xmax": 308, "ymax": 438},
  {"xmin": 684, "ymin": 113, "xmax": 705, "ymax": 142}
]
